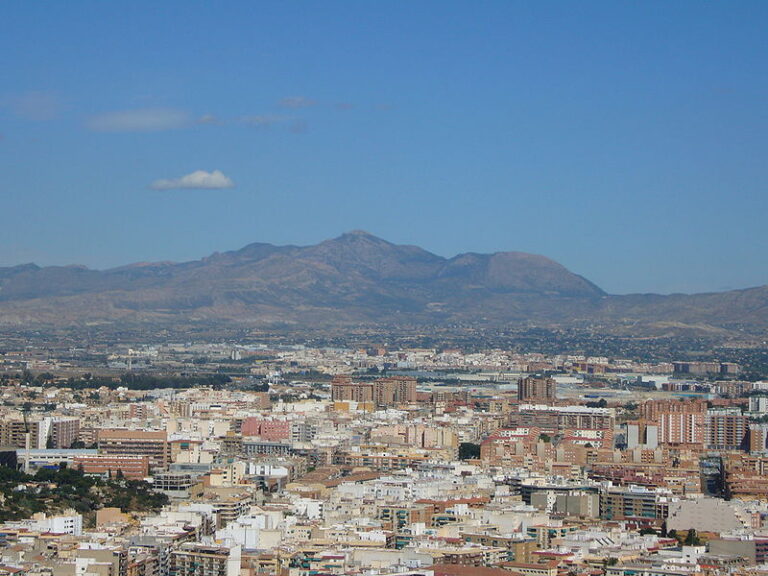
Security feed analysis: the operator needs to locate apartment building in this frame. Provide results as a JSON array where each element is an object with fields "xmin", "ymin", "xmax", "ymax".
[
  {"xmin": 748, "ymin": 423, "xmax": 768, "ymax": 453},
  {"xmin": 705, "ymin": 409, "xmax": 748, "ymax": 450},
  {"xmin": 513, "ymin": 405, "xmax": 614, "ymax": 436},
  {"xmin": 169, "ymin": 544, "xmax": 241, "ymax": 576},
  {"xmin": 241, "ymin": 417, "xmax": 290, "ymax": 440},
  {"xmin": 334, "ymin": 448, "xmax": 432, "ymax": 471},
  {"xmin": 74, "ymin": 547, "xmax": 129, "ymax": 576},
  {"xmin": 641, "ymin": 400, "xmax": 706, "ymax": 446},
  {"xmin": 331, "ymin": 376, "xmax": 417, "ymax": 408},
  {"xmin": 517, "ymin": 377, "xmax": 556, "ymax": 404},
  {"xmin": 48, "ymin": 417, "xmax": 81, "ymax": 449},
  {"xmin": 97, "ymin": 429, "xmax": 171, "ymax": 472},
  {"xmin": 0, "ymin": 418, "xmax": 41, "ymax": 449},
  {"xmin": 600, "ymin": 485, "xmax": 669, "ymax": 524},
  {"xmin": 377, "ymin": 503, "xmax": 433, "ymax": 531},
  {"xmin": 462, "ymin": 532, "xmax": 537, "ymax": 563},
  {"xmin": 73, "ymin": 454, "xmax": 150, "ymax": 479}
]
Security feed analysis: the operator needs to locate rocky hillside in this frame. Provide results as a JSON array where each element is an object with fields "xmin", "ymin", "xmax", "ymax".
[{"xmin": 0, "ymin": 231, "xmax": 765, "ymax": 334}]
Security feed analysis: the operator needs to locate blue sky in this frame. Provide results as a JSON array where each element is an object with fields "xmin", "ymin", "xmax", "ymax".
[{"xmin": 1, "ymin": 2, "xmax": 767, "ymax": 294}]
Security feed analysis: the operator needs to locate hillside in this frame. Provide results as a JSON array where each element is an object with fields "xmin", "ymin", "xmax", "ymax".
[{"xmin": 0, "ymin": 231, "xmax": 765, "ymax": 334}]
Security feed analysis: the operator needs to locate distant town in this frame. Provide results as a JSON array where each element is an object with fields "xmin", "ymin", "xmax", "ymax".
[{"xmin": 2, "ymin": 340, "xmax": 768, "ymax": 576}]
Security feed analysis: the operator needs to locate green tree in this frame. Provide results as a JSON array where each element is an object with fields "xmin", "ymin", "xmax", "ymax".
[
  {"xmin": 35, "ymin": 372, "xmax": 55, "ymax": 385},
  {"xmin": 458, "ymin": 442, "xmax": 481, "ymax": 460},
  {"xmin": 586, "ymin": 399, "xmax": 608, "ymax": 408},
  {"xmin": 684, "ymin": 528, "xmax": 701, "ymax": 546}
]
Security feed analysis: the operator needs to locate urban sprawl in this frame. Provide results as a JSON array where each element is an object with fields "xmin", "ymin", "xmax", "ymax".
[{"xmin": 2, "ymin": 343, "xmax": 768, "ymax": 576}]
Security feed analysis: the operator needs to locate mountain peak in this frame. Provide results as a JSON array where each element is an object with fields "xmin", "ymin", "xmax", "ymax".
[
  {"xmin": 335, "ymin": 229, "xmax": 385, "ymax": 242},
  {"xmin": 320, "ymin": 230, "xmax": 399, "ymax": 252},
  {"xmin": 0, "ymin": 232, "xmax": 764, "ymax": 333}
]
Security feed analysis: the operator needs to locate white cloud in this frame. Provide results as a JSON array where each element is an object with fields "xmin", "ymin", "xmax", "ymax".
[
  {"xmin": 197, "ymin": 114, "xmax": 221, "ymax": 125},
  {"xmin": 88, "ymin": 108, "xmax": 189, "ymax": 132},
  {"xmin": 150, "ymin": 170, "xmax": 235, "ymax": 191}
]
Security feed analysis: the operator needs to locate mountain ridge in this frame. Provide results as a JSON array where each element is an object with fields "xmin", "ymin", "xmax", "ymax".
[{"xmin": 0, "ymin": 231, "xmax": 765, "ymax": 334}]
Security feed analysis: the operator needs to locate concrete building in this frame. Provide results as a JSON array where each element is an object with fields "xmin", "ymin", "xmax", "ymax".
[
  {"xmin": 73, "ymin": 454, "xmax": 150, "ymax": 479},
  {"xmin": 331, "ymin": 376, "xmax": 417, "ymax": 408},
  {"xmin": 600, "ymin": 485, "xmax": 668, "ymax": 524},
  {"xmin": 18, "ymin": 448, "xmax": 97, "ymax": 470},
  {"xmin": 514, "ymin": 405, "xmax": 615, "ymax": 437},
  {"xmin": 26, "ymin": 511, "xmax": 83, "ymax": 536},
  {"xmin": 641, "ymin": 400, "xmax": 705, "ymax": 446},
  {"xmin": 0, "ymin": 418, "xmax": 41, "ymax": 450},
  {"xmin": 517, "ymin": 377, "xmax": 556, "ymax": 404},
  {"xmin": 73, "ymin": 546, "xmax": 128, "ymax": 576},
  {"xmin": 170, "ymin": 544, "xmax": 240, "ymax": 576},
  {"xmin": 705, "ymin": 409, "xmax": 748, "ymax": 450},
  {"xmin": 673, "ymin": 362, "xmax": 739, "ymax": 376},
  {"xmin": 555, "ymin": 492, "xmax": 599, "ymax": 518},
  {"xmin": 748, "ymin": 423, "xmax": 768, "ymax": 453},
  {"xmin": 461, "ymin": 532, "xmax": 537, "ymax": 563},
  {"xmin": 749, "ymin": 395, "xmax": 768, "ymax": 413},
  {"xmin": 153, "ymin": 472, "xmax": 197, "ymax": 497},
  {"xmin": 625, "ymin": 422, "xmax": 659, "ymax": 449},
  {"xmin": 47, "ymin": 417, "xmax": 81, "ymax": 449},
  {"xmin": 241, "ymin": 417, "xmax": 290, "ymax": 440},
  {"xmin": 97, "ymin": 429, "xmax": 170, "ymax": 471}
]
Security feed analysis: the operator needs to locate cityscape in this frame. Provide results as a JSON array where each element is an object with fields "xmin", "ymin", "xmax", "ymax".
[
  {"xmin": 2, "ymin": 339, "xmax": 768, "ymax": 576},
  {"xmin": 3, "ymin": 3, "xmax": 768, "ymax": 576}
]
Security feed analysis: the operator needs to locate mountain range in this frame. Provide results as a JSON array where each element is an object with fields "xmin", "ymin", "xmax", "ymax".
[{"xmin": 1, "ymin": 230, "xmax": 766, "ymax": 335}]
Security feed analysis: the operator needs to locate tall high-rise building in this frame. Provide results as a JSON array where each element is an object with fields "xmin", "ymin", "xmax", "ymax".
[
  {"xmin": 705, "ymin": 409, "xmax": 748, "ymax": 450},
  {"xmin": 517, "ymin": 377, "xmax": 557, "ymax": 403},
  {"xmin": 748, "ymin": 423, "xmax": 768, "ymax": 454},
  {"xmin": 640, "ymin": 399, "xmax": 706, "ymax": 446},
  {"xmin": 331, "ymin": 378, "xmax": 374, "ymax": 403},
  {"xmin": 48, "ymin": 417, "xmax": 80, "ymax": 449}
]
